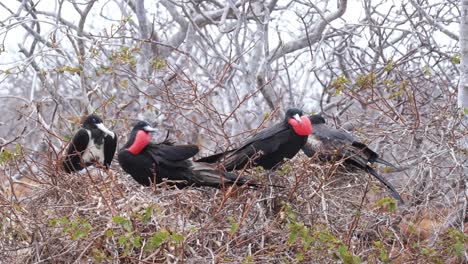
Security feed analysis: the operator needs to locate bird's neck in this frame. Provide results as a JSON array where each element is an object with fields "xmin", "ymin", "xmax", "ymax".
[
  {"xmin": 127, "ymin": 130, "xmax": 151, "ymax": 155},
  {"xmin": 90, "ymin": 128, "xmax": 105, "ymax": 145}
]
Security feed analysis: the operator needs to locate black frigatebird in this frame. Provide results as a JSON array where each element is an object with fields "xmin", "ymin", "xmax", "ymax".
[
  {"xmin": 302, "ymin": 115, "xmax": 403, "ymax": 203},
  {"xmin": 196, "ymin": 108, "xmax": 312, "ymax": 171},
  {"xmin": 63, "ymin": 114, "xmax": 117, "ymax": 173},
  {"xmin": 117, "ymin": 121, "xmax": 256, "ymax": 188}
]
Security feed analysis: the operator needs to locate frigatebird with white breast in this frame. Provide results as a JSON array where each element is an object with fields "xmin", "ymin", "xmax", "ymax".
[{"xmin": 63, "ymin": 114, "xmax": 117, "ymax": 173}]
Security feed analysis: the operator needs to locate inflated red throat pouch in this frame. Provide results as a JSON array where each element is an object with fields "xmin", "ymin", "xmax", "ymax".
[
  {"xmin": 288, "ymin": 115, "xmax": 312, "ymax": 136},
  {"xmin": 128, "ymin": 130, "xmax": 151, "ymax": 154}
]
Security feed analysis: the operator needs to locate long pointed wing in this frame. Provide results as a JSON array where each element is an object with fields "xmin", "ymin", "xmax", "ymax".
[
  {"xmin": 196, "ymin": 122, "xmax": 289, "ymax": 165},
  {"xmin": 306, "ymin": 124, "xmax": 378, "ymax": 165},
  {"xmin": 225, "ymin": 127, "xmax": 296, "ymax": 169},
  {"xmin": 196, "ymin": 149, "xmax": 235, "ymax": 163},
  {"xmin": 189, "ymin": 162, "xmax": 252, "ymax": 186},
  {"xmin": 366, "ymin": 166, "xmax": 403, "ymax": 203},
  {"xmin": 235, "ymin": 122, "xmax": 288, "ymax": 152},
  {"xmin": 66, "ymin": 129, "xmax": 89, "ymax": 155},
  {"xmin": 147, "ymin": 143, "xmax": 199, "ymax": 162},
  {"xmin": 104, "ymin": 132, "xmax": 118, "ymax": 168},
  {"xmin": 313, "ymin": 124, "xmax": 356, "ymax": 145},
  {"xmin": 63, "ymin": 129, "xmax": 90, "ymax": 172}
]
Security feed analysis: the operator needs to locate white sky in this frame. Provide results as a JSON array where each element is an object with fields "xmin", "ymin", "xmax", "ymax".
[{"xmin": 0, "ymin": 0, "xmax": 367, "ymax": 68}]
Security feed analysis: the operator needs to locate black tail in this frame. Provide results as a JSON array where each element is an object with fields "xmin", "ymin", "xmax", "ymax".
[
  {"xmin": 366, "ymin": 166, "xmax": 403, "ymax": 203},
  {"xmin": 373, "ymin": 157, "xmax": 398, "ymax": 169},
  {"xmin": 196, "ymin": 149, "xmax": 236, "ymax": 163},
  {"xmin": 191, "ymin": 162, "xmax": 284, "ymax": 189}
]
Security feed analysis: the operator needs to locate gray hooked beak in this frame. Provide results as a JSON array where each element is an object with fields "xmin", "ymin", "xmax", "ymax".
[
  {"xmin": 293, "ymin": 114, "xmax": 302, "ymax": 123},
  {"xmin": 143, "ymin": 125, "xmax": 157, "ymax": 133},
  {"xmin": 96, "ymin": 123, "xmax": 115, "ymax": 138}
]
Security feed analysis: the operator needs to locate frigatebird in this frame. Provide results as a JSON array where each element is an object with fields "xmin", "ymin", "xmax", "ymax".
[
  {"xmin": 197, "ymin": 108, "xmax": 312, "ymax": 171},
  {"xmin": 63, "ymin": 114, "xmax": 117, "ymax": 173},
  {"xmin": 302, "ymin": 115, "xmax": 403, "ymax": 202},
  {"xmin": 117, "ymin": 121, "xmax": 255, "ymax": 188}
]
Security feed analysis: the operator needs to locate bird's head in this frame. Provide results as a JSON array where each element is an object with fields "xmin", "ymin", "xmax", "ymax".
[
  {"xmin": 127, "ymin": 121, "xmax": 156, "ymax": 155},
  {"xmin": 285, "ymin": 108, "xmax": 312, "ymax": 136},
  {"xmin": 308, "ymin": 115, "xmax": 326, "ymax": 125},
  {"xmin": 83, "ymin": 114, "xmax": 115, "ymax": 138},
  {"xmin": 132, "ymin": 120, "xmax": 157, "ymax": 133}
]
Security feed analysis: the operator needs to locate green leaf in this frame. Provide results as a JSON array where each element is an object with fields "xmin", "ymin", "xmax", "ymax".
[
  {"xmin": 423, "ymin": 66, "xmax": 431, "ymax": 76},
  {"xmin": 229, "ymin": 216, "xmax": 239, "ymax": 234},
  {"xmin": 113, "ymin": 215, "xmax": 132, "ymax": 232},
  {"xmin": 319, "ymin": 230, "xmax": 336, "ymax": 243},
  {"xmin": 133, "ymin": 235, "xmax": 142, "ymax": 248},
  {"xmin": 145, "ymin": 230, "xmax": 169, "ymax": 251},
  {"xmin": 71, "ymin": 229, "xmax": 86, "ymax": 240},
  {"xmin": 338, "ymin": 245, "xmax": 361, "ymax": 264},
  {"xmin": 331, "ymin": 75, "xmax": 349, "ymax": 95},
  {"xmin": 120, "ymin": 79, "xmax": 128, "ymax": 89},
  {"xmin": 142, "ymin": 207, "xmax": 152, "ymax": 223},
  {"xmin": 0, "ymin": 149, "xmax": 14, "ymax": 164},
  {"xmin": 49, "ymin": 216, "xmax": 69, "ymax": 227},
  {"xmin": 356, "ymin": 73, "xmax": 376, "ymax": 89},
  {"xmin": 303, "ymin": 234, "xmax": 313, "ymax": 251},
  {"xmin": 57, "ymin": 66, "xmax": 82, "ymax": 74},
  {"xmin": 171, "ymin": 233, "xmax": 184, "ymax": 244},
  {"xmin": 242, "ymin": 255, "xmax": 254, "ymax": 264},
  {"xmin": 287, "ymin": 222, "xmax": 304, "ymax": 244},
  {"xmin": 451, "ymin": 55, "xmax": 460, "ymax": 64},
  {"xmin": 295, "ymin": 252, "xmax": 304, "ymax": 261},
  {"xmin": 375, "ymin": 197, "xmax": 397, "ymax": 213},
  {"xmin": 91, "ymin": 248, "xmax": 108, "ymax": 262},
  {"xmin": 384, "ymin": 59, "xmax": 394, "ymax": 73},
  {"xmin": 150, "ymin": 58, "xmax": 167, "ymax": 70},
  {"xmin": 113, "ymin": 215, "xmax": 125, "ymax": 224},
  {"xmin": 118, "ymin": 235, "xmax": 128, "ymax": 246},
  {"xmin": 374, "ymin": 241, "xmax": 390, "ymax": 263},
  {"xmin": 105, "ymin": 229, "xmax": 114, "ymax": 238}
]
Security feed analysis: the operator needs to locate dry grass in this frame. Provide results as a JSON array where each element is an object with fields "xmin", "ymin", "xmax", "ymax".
[
  {"xmin": 1, "ymin": 67, "xmax": 467, "ymax": 263},
  {"xmin": 1, "ymin": 148, "xmax": 466, "ymax": 263}
]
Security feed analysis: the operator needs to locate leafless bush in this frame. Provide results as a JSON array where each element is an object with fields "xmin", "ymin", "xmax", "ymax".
[
  {"xmin": 1, "ymin": 65, "xmax": 466, "ymax": 263},
  {"xmin": 1, "ymin": 0, "xmax": 466, "ymax": 262}
]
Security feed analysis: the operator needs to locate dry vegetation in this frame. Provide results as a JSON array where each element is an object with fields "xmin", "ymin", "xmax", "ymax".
[
  {"xmin": 1, "ymin": 69, "xmax": 467, "ymax": 263},
  {"xmin": 1, "ymin": 0, "xmax": 466, "ymax": 263}
]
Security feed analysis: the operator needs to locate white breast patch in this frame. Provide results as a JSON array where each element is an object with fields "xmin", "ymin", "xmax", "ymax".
[{"xmin": 81, "ymin": 130, "xmax": 105, "ymax": 163}]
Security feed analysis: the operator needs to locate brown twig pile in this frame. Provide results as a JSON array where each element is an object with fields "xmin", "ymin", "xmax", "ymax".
[{"xmin": 1, "ymin": 144, "xmax": 466, "ymax": 263}]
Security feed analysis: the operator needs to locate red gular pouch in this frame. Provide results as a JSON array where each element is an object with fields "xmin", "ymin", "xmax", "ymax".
[
  {"xmin": 128, "ymin": 130, "xmax": 152, "ymax": 155},
  {"xmin": 288, "ymin": 115, "xmax": 312, "ymax": 136}
]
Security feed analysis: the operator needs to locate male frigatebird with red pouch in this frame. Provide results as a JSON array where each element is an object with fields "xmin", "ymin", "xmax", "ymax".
[
  {"xmin": 118, "ymin": 121, "xmax": 255, "ymax": 188},
  {"xmin": 302, "ymin": 115, "xmax": 403, "ymax": 202},
  {"xmin": 197, "ymin": 108, "xmax": 312, "ymax": 171},
  {"xmin": 63, "ymin": 114, "xmax": 117, "ymax": 173}
]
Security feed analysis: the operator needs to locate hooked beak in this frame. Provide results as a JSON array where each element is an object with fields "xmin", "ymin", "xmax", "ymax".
[
  {"xmin": 293, "ymin": 114, "xmax": 302, "ymax": 123},
  {"xmin": 143, "ymin": 125, "xmax": 157, "ymax": 133},
  {"xmin": 96, "ymin": 123, "xmax": 115, "ymax": 138}
]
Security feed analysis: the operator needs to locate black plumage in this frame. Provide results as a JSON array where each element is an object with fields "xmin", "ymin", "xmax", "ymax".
[
  {"xmin": 302, "ymin": 115, "xmax": 403, "ymax": 203},
  {"xmin": 118, "ymin": 121, "xmax": 254, "ymax": 188},
  {"xmin": 197, "ymin": 108, "xmax": 312, "ymax": 171},
  {"xmin": 63, "ymin": 114, "xmax": 117, "ymax": 173}
]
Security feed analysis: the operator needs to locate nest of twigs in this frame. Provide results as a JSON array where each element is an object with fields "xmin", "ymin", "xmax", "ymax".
[{"xmin": 1, "ymin": 151, "xmax": 466, "ymax": 263}]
